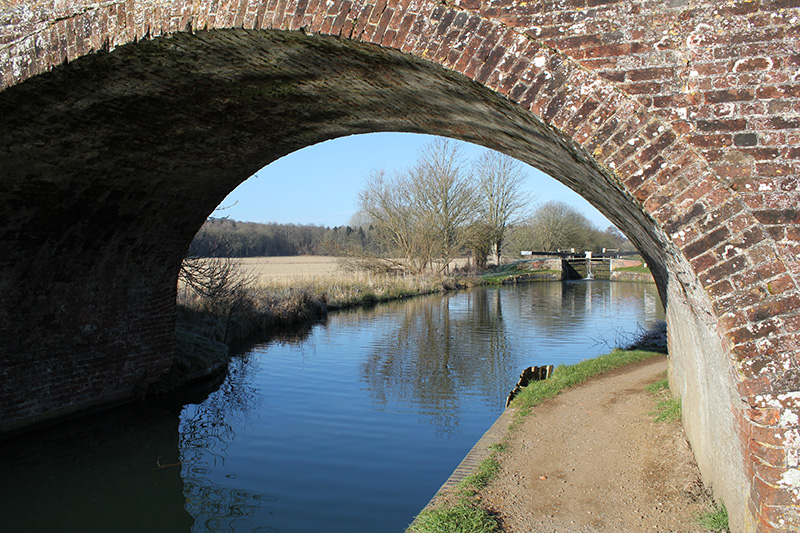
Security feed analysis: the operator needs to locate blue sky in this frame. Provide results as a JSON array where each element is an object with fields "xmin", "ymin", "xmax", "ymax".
[{"xmin": 219, "ymin": 132, "xmax": 613, "ymax": 229}]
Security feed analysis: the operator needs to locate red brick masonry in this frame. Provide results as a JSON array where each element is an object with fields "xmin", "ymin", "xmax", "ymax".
[{"xmin": 0, "ymin": 1, "xmax": 798, "ymax": 530}]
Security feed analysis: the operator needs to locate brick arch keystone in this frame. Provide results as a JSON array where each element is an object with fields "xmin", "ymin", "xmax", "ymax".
[{"xmin": 1, "ymin": 1, "xmax": 798, "ymax": 531}]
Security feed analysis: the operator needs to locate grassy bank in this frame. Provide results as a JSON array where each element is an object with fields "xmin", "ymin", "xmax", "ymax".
[
  {"xmin": 407, "ymin": 347, "xmax": 663, "ymax": 533},
  {"xmin": 613, "ymin": 262, "xmax": 652, "ymax": 274},
  {"xmin": 255, "ymin": 270, "xmax": 481, "ymax": 309}
]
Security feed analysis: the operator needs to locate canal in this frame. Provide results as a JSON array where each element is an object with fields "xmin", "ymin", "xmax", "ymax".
[{"xmin": 0, "ymin": 280, "xmax": 664, "ymax": 532}]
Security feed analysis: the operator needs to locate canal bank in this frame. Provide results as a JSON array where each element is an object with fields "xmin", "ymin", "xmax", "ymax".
[
  {"xmin": 167, "ymin": 260, "xmax": 655, "ymax": 398},
  {"xmin": 408, "ymin": 318, "xmax": 721, "ymax": 533},
  {"xmin": 409, "ymin": 354, "xmax": 717, "ymax": 533},
  {"xmin": 483, "ymin": 256, "xmax": 655, "ymax": 285}
]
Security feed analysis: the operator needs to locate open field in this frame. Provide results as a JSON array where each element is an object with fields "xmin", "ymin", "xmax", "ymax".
[
  {"xmin": 238, "ymin": 256, "xmax": 346, "ymax": 284},
  {"xmin": 177, "ymin": 256, "xmax": 478, "ymax": 310},
  {"xmin": 238, "ymin": 256, "xmax": 471, "ymax": 288}
]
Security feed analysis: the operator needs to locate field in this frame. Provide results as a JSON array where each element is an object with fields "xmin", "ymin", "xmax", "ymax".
[
  {"xmin": 178, "ymin": 255, "xmax": 479, "ymax": 310},
  {"xmin": 237, "ymin": 256, "xmax": 346, "ymax": 284},
  {"xmin": 229, "ymin": 256, "xmax": 477, "ymax": 309},
  {"xmin": 237, "ymin": 256, "xmax": 471, "ymax": 287}
]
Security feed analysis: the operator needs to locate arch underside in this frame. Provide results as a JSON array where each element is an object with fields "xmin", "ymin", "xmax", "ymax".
[{"xmin": 0, "ymin": 28, "xmax": 677, "ymax": 304}]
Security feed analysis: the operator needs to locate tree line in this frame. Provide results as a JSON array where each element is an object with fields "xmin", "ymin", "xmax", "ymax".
[
  {"xmin": 188, "ymin": 140, "xmax": 633, "ymax": 268},
  {"xmin": 187, "ymin": 218, "xmax": 380, "ymax": 258},
  {"xmin": 504, "ymin": 201, "xmax": 633, "ymax": 257},
  {"xmin": 352, "ymin": 139, "xmax": 632, "ymax": 273}
]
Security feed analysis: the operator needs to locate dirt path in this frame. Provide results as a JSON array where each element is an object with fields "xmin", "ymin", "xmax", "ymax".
[{"xmin": 480, "ymin": 356, "xmax": 712, "ymax": 532}]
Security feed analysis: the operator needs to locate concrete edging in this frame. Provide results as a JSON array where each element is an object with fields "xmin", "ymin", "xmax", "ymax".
[{"xmin": 420, "ymin": 407, "xmax": 516, "ymax": 510}]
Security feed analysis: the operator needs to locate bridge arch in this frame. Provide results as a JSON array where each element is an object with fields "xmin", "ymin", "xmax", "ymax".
[{"xmin": 1, "ymin": 1, "xmax": 798, "ymax": 531}]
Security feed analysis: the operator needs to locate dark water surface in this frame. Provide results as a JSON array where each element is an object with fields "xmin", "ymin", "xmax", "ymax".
[{"xmin": 0, "ymin": 281, "xmax": 664, "ymax": 532}]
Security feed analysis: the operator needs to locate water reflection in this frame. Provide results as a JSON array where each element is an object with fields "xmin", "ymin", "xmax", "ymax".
[
  {"xmin": 359, "ymin": 282, "xmax": 665, "ymax": 423},
  {"xmin": 0, "ymin": 402, "xmax": 193, "ymax": 532},
  {"xmin": 0, "ymin": 282, "xmax": 664, "ymax": 533},
  {"xmin": 181, "ymin": 355, "xmax": 273, "ymax": 532},
  {"xmin": 359, "ymin": 289, "xmax": 516, "ymax": 435}
]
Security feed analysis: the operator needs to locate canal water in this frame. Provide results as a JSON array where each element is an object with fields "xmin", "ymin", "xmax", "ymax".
[{"xmin": 0, "ymin": 281, "xmax": 664, "ymax": 532}]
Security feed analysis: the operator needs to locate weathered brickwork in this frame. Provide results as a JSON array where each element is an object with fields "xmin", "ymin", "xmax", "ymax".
[{"xmin": 0, "ymin": 1, "xmax": 798, "ymax": 530}]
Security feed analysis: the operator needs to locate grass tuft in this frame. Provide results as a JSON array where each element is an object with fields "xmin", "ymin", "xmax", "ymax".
[
  {"xmin": 651, "ymin": 397, "xmax": 682, "ymax": 423},
  {"xmin": 409, "ymin": 504, "xmax": 500, "ymax": 533},
  {"xmin": 645, "ymin": 376, "xmax": 669, "ymax": 393},
  {"xmin": 409, "ymin": 443, "xmax": 506, "ymax": 532},
  {"xmin": 459, "ymin": 456, "xmax": 501, "ymax": 493},
  {"xmin": 698, "ymin": 502, "xmax": 729, "ymax": 532},
  {"xmin": 645, "ymin": 371, "xmax": 682, "ymax": 423}
]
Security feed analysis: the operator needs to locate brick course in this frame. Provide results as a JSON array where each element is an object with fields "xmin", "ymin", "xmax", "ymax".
[{"xmin": 0, "ymin": 0, "xmax": 798, "ymax": 530}]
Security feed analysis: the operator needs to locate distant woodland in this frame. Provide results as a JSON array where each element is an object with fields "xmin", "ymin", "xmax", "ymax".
[
  {"xmin": 187, "ymin": 218, "xmax": 381, "ymax": 258},
  {"xmin": 188, "ymin": 211, "xmax": 631, "ymax": 260}
]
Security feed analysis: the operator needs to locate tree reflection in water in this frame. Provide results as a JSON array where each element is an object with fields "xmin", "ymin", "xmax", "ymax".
[
  {"xmin": 172, "ymin": 282, "xmax": 664, "ymax": 531},
  {"xmin": 179, "ymin": 353, "xmax": 261, "ymax": 531},
  {"xmin": 179, "ymin": 328, "xmax": 315, "ymax": 532},
  {"xmin": 359, "ymin": 288, "xmax": 516, "ymax": 436}
]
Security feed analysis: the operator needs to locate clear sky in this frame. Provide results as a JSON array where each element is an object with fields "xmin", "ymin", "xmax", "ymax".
[{"xmin": 218, "ymin": 132, "xmax": 613, "ymax": 229}]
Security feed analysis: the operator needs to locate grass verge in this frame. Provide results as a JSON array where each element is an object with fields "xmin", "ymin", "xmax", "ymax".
[
  {"xmin": 698, "ymin": 502, "xmax": 729, "ymax": 532},
  {"xmin": 614, "ymin": 265, "xmax": 652, "ymax": 274},
  {"xmin": 407, "ymin": 450, "xmax": 504, "ymax": 533},
  {"xmin": 407, "ymin": 349, "xmax": 663, "ymax": 533},
  {"xmin": 410, "ymin": 503, "xmax": 500, "ymax": 533}
]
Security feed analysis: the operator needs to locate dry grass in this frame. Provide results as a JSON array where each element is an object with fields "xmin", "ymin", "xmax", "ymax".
[
  {"xmin": 256, "ymin": 269, "xmax": 471, "ymax": 309},
  {"xmin": 179, "ymin": 255, "xmax": 481, "ymax": 325},
  {"xmin": 236, "ymin": 257, "xmax": 478, "ymax": 308}
]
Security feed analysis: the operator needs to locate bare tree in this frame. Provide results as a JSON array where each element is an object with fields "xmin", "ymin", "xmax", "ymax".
[
  {"xmin": 473, "ymin": 150, "xmax": 532, "ymax": 265},
  {"xmin": 179, "ymin": 223, "xmax": 255, "ymax": 313},
  {"xmin": 356, "ymin": 139, "xmax": 479, "ymax": 274},
  {"xmin": 529, "ymin": 201, "xmax": 588, "ymax": 252},
  {"xmin": 410, "ymin": 139, "xmax": 478, "ymax": 273},
  {"xmin": 356, "ymin": 169, "xmax": 435, "ymax": 274},
  {"xmin": 504, "ymin": 200, "xmax": 613, "ymax": 254},
  {"xmin": 463, "ymin": 221, "xmax": 494, "ymax": 270},
  {"xmin": 179, "ymin": 257, "xmax": 250, "ymax": 305}
]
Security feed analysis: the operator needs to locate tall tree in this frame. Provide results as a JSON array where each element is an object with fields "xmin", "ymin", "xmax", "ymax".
[
  {"xmin": 356, "ymin": 140, "xmax": 479, "ymax": 274},
  {"xmin": 504, "ymin": 201, "xmax": 632, "ymax": 255},
  {"xmin": 473, "ymin": 150, "xmax": 532, "ymax": 265},
  {"xmin": 527, "ymin": 201, "xmax": 588, "ymax": 252},
  {"xmin": 409, "ymin": 139, "xmax": 478, "ymax": 273},
  {"xmin": 357, "ymin": 169, "xmax": 436, "ymax": 274}
]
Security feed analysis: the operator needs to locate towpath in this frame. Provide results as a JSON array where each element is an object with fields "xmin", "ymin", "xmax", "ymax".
[{"xmin": 429, "ymin": 356, "xmax": 715, "ymax": 532}]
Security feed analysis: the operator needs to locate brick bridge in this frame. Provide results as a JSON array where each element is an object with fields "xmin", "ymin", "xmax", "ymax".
[{"xmin": 0, "ymin": 0, "xmax": 798, "ymax": 530}]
